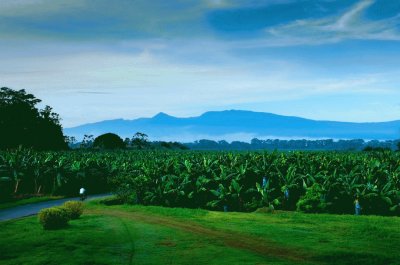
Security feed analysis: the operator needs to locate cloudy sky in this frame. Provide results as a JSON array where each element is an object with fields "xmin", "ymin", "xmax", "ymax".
[{"xmin": 1, "ymin": 0, "xmax": 400, "ymax": 127}]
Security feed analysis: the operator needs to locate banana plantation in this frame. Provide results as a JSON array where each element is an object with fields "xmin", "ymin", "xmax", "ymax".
[{"xmin": 1, "ymin": 148, "xmax": 399, "ymax": 215}]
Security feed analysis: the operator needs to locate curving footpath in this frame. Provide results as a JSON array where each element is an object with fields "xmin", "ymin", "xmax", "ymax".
[{"xmin": 0, "ymin": 194, "xmax": 110, "ymax": 222}]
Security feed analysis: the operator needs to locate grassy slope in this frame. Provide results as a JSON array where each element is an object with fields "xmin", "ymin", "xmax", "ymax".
[
  {"xmin": 1, "ymin": 201, "xmax": 399, "ymax": 265},
  {"xmin": 0, "ymin": 196, "xmax": 64, "ymax": 210}
]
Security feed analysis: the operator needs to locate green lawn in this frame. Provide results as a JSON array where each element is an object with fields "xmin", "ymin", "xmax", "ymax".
[
  {"xmin": 1, "ymin": 201, "xmax": 399, "ymax": 265},
  {"xmin": 0, "ymin": 196, "xmax": 64, "ymax": 210}
]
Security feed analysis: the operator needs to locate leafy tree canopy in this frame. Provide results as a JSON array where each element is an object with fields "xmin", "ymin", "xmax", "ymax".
[
  {"xmin": 0, "ymin": 87, "xmax": 68, "ymax": 150},
  {"xmin": 130, "ymin": 132, "xmax": 150, "ymax": 149},
  {"xmin": 93, "ymin": 133, "xmax": 125, "ymax": 149}
]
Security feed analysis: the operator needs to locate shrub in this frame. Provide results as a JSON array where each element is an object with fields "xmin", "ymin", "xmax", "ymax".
[
  {"xmin": 255, "ymin": 205, "xmax": 275, "ymax": 214},
  {"xmin": 63, "ymin": 201, "xmax": 84, "ymax": 219},
  {"xmin": 296, "ymin": 184, "xmax": 328, "ymax": 213},
  {"xmin": 110, "ymin": 174, "xmax": 142, "ymax": 204},
  {"xmin": 38, "ymin": 207, "xmax": 70, "ymax": 229},
  {"xmin": 99, "ymin": 196, "xmax": 123, "ymax": 206},
  {"xmin": 93, "ymin": 133, "xmax": 125, "ymax": 149}
]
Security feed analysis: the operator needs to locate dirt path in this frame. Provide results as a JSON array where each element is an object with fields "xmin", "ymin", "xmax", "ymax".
[
  {"xmin": 87, "ymin": 208, "xmax": 317, "ymax": 264},
  {"xmin": 0, "ymin": 194, "xmax": 110, "ymax": 221}
]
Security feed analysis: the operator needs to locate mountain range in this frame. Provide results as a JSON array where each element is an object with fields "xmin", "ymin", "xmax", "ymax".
[{"xmin": 64, "ymin": 110, "xmax": 400, "ymax": 142}]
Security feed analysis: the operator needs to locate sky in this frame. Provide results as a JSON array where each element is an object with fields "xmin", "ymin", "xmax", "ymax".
[{"xmin": 1, "ymin": 0, "xmax": 400, "ymax": 127}]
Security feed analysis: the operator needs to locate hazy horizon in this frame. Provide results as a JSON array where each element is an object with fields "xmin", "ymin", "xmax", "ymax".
[{"xmin": 1, "ymin": 0, "xmax": 400, "ymax": 127}]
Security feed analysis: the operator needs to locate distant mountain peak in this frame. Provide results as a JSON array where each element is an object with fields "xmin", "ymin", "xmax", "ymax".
[{"xmin": 153, "ymin": 112, "xmax": 174, "ymax": 119}]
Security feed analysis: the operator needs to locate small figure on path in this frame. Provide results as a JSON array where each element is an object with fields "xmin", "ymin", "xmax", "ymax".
[{"xmin": 79, "ymin": 187, "xmax": 86, "ymax": 201}]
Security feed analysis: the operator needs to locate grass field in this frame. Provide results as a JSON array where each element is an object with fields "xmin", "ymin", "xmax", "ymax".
[{"xmin": 1, "ymin": 200, "xmax": 399, "ymax": 265}]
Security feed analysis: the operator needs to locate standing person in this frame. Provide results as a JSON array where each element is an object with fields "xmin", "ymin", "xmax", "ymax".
[
  {"xmin": 355, "ymin": 196, "xmax": 361, "ymax": 215},
  {"xmin": 262, "ymin": 177, "xmax": 268, "ymax": 189},
  {"xmin": 79, "ymin": 187, "xmax": 86, "ymax": 201}
]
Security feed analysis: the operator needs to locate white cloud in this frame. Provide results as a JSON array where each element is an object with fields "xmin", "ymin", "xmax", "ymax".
[
  {"xmin": 327, "ymin": 0, "xmax": 374, "ymax": 31},
  {"xmin": 258, "ymin": 0, "xmax": 400, "ymax": 47}
]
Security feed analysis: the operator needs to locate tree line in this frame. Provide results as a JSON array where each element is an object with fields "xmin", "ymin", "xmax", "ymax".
[
  {"xmin": 185, "ymin": 138, "xmax": 400, "ymax": 151},
  {"xmin": 70, "ymin": 132, "xmax": 188, "ymax": 150}
]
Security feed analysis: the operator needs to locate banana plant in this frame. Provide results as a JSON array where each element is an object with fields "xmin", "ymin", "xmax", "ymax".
[
  {"xmin": 208, "ymin": 183, "xmax": 231, "ymax": 211},
  {"xmin": 6, "ymin": 147, "xmax": 33, "ymax": 194},
  {"xmin": 255, "ymin": 176, "xmax": 279, "ymax": 209},
  {"xmin": 52, "ymin": 156, "xmax": 67, "ymax": 195},
  {"xmin": 188, "ymin": 175, "xmax": 211, "ymax": 207}
]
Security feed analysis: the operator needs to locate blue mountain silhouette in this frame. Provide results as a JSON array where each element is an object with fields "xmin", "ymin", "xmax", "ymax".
[{"xmin": 64, "ymin": 110, "xmax": 400, "ymax": 141}]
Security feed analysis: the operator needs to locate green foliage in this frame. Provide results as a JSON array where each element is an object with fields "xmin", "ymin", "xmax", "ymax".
[
  {"xmin": 1, "ymin": 149, "xmax": 399, "ymax": 216},
  {"xmin": 255, "ymin": 205, "xmax": 275, "ymax": 213},
  {"xmin": 130, "ymin": 132, "xmax": 150, "ymax": 149},
  {"xmin": 296, "ymin": 183, "xmax": 328, "ymax": 213},
  {"xmin": 38, "ymin": 207, "xmax": 70, "ymax": 229},
  {"xmin": 152, "ymin": 141, "xmax": 189, "ymax": 150},
  {"xmin": 110, "ymin": 173, "xmax": 144, "ymax": 204},
  {"xmin": 80, "ymin": 134, "xmax": 94, "ymax": 149},
  {"xmin": 363, "ymin": 146, "xmax": 391, "ymax": 152},
  {"xmin": 0, "ymin": 87, "xmax": 68, "ymax": 150},
  {"xmin": 99, "ymin": 196, "xmax": 124, "ymax": 205},
  {"xmin": 63, "ymin": 201, "xmax": 84, "ymax": 219},
  {"xmin": 93, "ymin": 133, "xmax": 125, "ymax": 149}
]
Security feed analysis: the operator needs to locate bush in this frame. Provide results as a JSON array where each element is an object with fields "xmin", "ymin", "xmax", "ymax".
[
  {"xmin": 0, "ymin": 177, "xmax": 13, "ymax": 202},
  {"xmin": 99, "ymin": 196, "xmax": 123, "ymax": 206},
  {"xmin": 110, "ymin": 174, "xmax": 143, "ymax": 204},
  {"xmin": 93, "ymin": 133, "xmax": 125, "ymax": 149},
  {"xmin": 63, "ymin": 201, "xmax": 84, "ymax": 219},
  {"xmin": 38, "ymin": 207, "xmax": 70, "ymax": 229},
  {"xmin": 255, "ymin": 205, "xmax": 275, "ymax": 214},
  {"xmin": 296, "ymin": 184, "xmax": 328, "ymax": 213}
]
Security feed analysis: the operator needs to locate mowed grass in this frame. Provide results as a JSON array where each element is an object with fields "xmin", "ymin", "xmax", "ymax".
[
  {"xmin": 120, "ymin": 205, "xmax": 400, "ymax": 265},
  {"xmin": 1, "ymin": 201, "xmax": 399, "ymax": 265}
]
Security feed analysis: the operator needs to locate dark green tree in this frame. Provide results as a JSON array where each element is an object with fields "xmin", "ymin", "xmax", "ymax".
[
  {"xmin": 131, "ymin": 132, "xmax": 150, "ymax": 149},
  {"xmin": 80, "ymin": 134, "xmax": 94, "ymax": 149},
  {"xmin": 93, "ymin": 133, "xmax": 125, "ymax": 149},
  {"xmin": 0, "ymin": 87, "xmax": 68, "ymax": 150}
]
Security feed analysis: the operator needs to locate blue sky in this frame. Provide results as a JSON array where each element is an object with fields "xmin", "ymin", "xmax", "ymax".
[{"xmin": 1, "ymin": 0, "xmax": 400, "ymax": 127}]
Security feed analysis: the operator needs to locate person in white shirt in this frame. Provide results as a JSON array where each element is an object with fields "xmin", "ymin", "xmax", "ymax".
[{"xmin": 79, "ymin": 187, "xmax": 86, "ymax": 200}]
